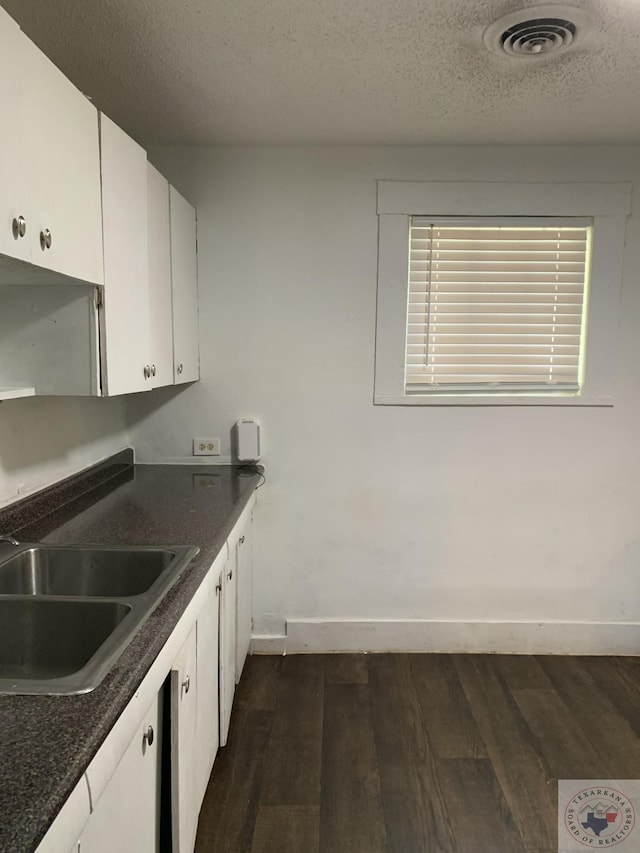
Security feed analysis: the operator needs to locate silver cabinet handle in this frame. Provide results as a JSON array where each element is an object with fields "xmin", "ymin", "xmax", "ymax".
[
  {"xmin": 151, "ymin": 364, "xmax": 156, "ymax": 377},
  {"xmin": 143, "ymin": 725, "xmax": 154, "ymax": 747},
  {"xmin": 182, "ymin": 675, "xmax": 190, "ymax": 694},
  {"xmin": 227, "ymin": 568, "xmax": 233, "ymax": 580},
  {"xmin": 215, "ymin": 582, "xmax": 222, "ymax": 595},
  {"xmin": 176, "ymin": 363, "xmax": 184, "ymax": 375},
  {"xmin": 12, "ymin": 216, "xmax": 26, "ymax": 239},
  {"xmin": 40, "ymin": 229, "xmax": 52, "ymax": 250},
  {"xmin": 143, "ymin": 365, "xmax": 151, "ymax": 379},
  {"xmin": 239, "ymin": 536, "xmax": 245, "ymax": 545}
]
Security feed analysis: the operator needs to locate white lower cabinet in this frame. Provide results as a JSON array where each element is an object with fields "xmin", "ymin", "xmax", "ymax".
[
  {"xmin": 219, "ymin": 544, "xmax": 237, "ymax": 747},
  {"xmin": 37, "ymin": 494, "xmax": 256, "ymax": 853},
  {"xmin": 77, "ymin": 694, "xmax": 162, "ymax": 853},
  {"xmin": 234, "ymin": 508, "xmax": 254, "ymax": 684},
  {"xmin": 196, "ymin": 576, "xmax": 221, "ymax": 801},
  {"xmin": 171, "ymin": 573, "xmax": 222, "ymax": 852},
  {"xmin": 171, "ymin": 625, "xmax": 199, "ymax": 853}
]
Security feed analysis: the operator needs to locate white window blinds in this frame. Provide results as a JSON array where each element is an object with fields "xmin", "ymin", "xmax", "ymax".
[{"xmin": 406, "ymin": 219, "xmax": 591, "ymax": 393}]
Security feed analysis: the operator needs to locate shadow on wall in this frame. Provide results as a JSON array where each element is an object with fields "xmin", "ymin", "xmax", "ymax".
[
  {"xmin": 125, "ymin": 382, "xmax": 213, "ymax": 461},
  {"xmin": 0, "ymin": 395, "xmax": 128, "ymax": 498},
  {"xmin": 124, "ymin": 383, "xmax": 191, "ymax": 431}
]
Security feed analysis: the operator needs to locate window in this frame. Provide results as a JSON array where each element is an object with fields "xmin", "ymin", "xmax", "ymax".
[
  {"xmin": 374, "ymin": 181, "xmax": 630, "ymax": 406},
  {"xmin": 406, "ymin": 219, "xmax": 590, "ymax": 395}
]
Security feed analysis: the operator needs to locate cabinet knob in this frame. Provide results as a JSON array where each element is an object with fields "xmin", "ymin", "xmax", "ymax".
[
  {"xmin": 215, "ymin": 582, "xmax": 222, "ymax": 595},
  {"xmin": 143, "ymin": 364, "xmax": 151, "ymax": 379},
  {"xmin": 177, "ymin": 363, "xmax": 183, "ymax": 375},
  {"xmin": 182, "ymin": 674, "xmax": 190, "ymax": 694},
  {"xmin": 227, "ymin": 568, "xmax": 233, "ymax": 580},
  {"xmin": 12, "ymin": 216, "xmax": 26, "ymax": 239},
  {"xmin": 239, "ymin": 536, "xmax": 245, "ymax": 545},
  {"xmin": 143, "ymin": 725, "xmax": 154, "ymax": 747},
  {"xmin": 40, "ymin": 229, "xmax": 52, "ymax": 250},
  {"xmin": 151, "ymin": 364, "xmax": 156, "ymax": 377}
]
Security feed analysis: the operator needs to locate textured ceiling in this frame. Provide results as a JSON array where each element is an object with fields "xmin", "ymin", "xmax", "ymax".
[{"xmin": 2, "ymin": 0, "xmax": 640, "ymax": 146}]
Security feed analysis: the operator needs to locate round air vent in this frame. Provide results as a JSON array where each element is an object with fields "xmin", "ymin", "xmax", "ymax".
[{"xmin": 483, "ymin": 5, "xmax": 591, "ymax": 58}]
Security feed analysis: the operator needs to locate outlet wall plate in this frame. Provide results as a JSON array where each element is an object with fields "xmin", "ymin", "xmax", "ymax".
[{"xmin": 193, "ymin": 437, "xmax": 221, "ymax": 456}]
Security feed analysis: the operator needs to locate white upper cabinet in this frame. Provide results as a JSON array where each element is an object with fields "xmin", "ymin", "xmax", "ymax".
[
  {"xmin": 100, "ymin": 153, "xmax": 201, "ymax": 397},
  {"xmin": 0, "ymin": 9, "xmax": 103, "ymax": 284},
  {"xmin": 99, "ymin": 113, "xmax": 150, "ymax": 396},
  {"xmin": 0, "ymin": 10, "xmax": 29, "ymax": 266},
  {"xmin": 0, "ymin": 7, "xmax": 202, "ymax": 397},
  {"xmin": 21, "ymin": 33, "xmax": 103, "ymax": 284},
  {"xmin": 147, "ymin": 163, "xmax": 175, "ymax": 389},
  {"xmin": 170, "ymin": 187, "xmax": 200, "ymax": 384}
]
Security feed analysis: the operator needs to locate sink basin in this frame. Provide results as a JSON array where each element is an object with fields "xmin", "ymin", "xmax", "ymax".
[
  {"xmin": 0, "ymin": 547, "xmax": 176, "ymax": 597},
  {"xmin": 0, "ymin": 599, "xmax": 132, "ymax": 680},
  {"xmin": 0, "ymin": 542, "xmax": 199, "ymax": 695}
]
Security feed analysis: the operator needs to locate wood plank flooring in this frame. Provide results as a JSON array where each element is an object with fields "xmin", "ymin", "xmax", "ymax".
[{"xmin": 195, "ymin": 654, "xmax": 640, "ymax": 853}]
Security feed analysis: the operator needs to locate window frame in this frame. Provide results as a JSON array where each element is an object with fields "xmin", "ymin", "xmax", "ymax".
[{"xmin": 373, "ymin": 181, "xmax": 631, "ymax": 407}]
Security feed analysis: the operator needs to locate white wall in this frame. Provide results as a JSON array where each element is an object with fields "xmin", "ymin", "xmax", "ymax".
[
  {"xmin": 130, "ymin": 145, "xmax": 640, "ymax": 653},
  {"xmin": 0, "ymin": 396, "xmax": 129, "ymax": 508}
]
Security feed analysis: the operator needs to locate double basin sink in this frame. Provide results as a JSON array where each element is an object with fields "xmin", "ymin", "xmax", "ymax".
[{"xmin": 0, "ymin": 543, "xmax": 199, "ymax": 695}]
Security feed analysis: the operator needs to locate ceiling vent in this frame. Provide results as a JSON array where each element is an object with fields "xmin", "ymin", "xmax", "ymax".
[{"xmin": 483, "ymin": 5, "xmax": 591, "ymax": 58}]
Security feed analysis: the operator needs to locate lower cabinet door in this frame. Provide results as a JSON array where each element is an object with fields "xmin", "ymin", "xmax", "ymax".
[
  {"xmin": 77, "ymin": 695, "xmax": 162, "ymax": 853},
  {"xmin": 196, "ymin": 582, "xmax": 220, "ymax": 802},
  {"xmin": 219, "ymin": 554, "xmax": 237, "ymax": 747},
  {"xmin": 235, "ymin": 511, "xmax": 253, "ymax": 683},
  {"xmin": 171, "ymin": 625, "xmax": 199, "ymax": 853}
]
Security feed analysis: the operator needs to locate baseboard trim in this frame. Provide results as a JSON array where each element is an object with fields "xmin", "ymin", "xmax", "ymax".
[
  {"xmin": 251, "ymin": 634, "xmax": 287, "ymax": 654},
  {"xmin": 284, "ymin": 619, "xmax": 640, "ymax": 656}
]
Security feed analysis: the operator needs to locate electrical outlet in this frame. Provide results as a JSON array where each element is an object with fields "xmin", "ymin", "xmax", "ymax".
[{"xmin": 193, "ymin": 437, "xmax": 221, "ymax": 456}]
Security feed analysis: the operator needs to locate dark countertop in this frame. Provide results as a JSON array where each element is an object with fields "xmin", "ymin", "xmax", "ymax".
[{"xmin": 0, "ymin": 450, "xmax": 262, "ymax": 852}]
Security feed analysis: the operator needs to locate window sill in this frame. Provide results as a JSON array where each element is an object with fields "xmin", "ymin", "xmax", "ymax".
[{"xmin": 373, "ymin": 394, "xmax": 614, "ymax": 407}]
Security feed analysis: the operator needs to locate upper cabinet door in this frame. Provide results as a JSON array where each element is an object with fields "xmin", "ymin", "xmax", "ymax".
[
  {"xmin": 99, "ymin": 113, "xmax": 150, "ymax": 396},
  {"xmin": 0, "ymin": 10, "xmax": 30, "ymax": 265},
  {"xmin": 147, "ymin": 164, "xmax": 174, "ymax": 389},
  {"xmin": 21, "ymin": 31, "xmax": 103, "ymax": 284},
  {"xmin": 170, "ymin": 187, "xmax": 200, "ymax": 384}
]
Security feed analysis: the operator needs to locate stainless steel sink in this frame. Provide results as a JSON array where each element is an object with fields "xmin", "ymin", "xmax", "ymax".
[
  {"xmin": 0, "ymin": 546, "xmax": 176, "ymax": 597},
  {"xmin": 0, "ymin": 543, "xmax": 199, "ymax": 695},
  {"xmin": 0, "ymin": 599, "xmax": 132, "ymax": 680}
]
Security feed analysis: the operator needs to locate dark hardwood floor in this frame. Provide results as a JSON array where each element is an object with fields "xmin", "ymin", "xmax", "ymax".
[{"xmin": 195, "ymin": 653, "xmax": 640, "ymax": 852}]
